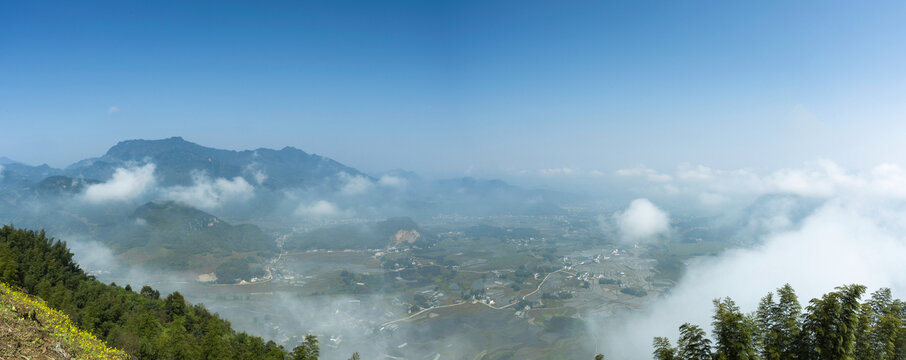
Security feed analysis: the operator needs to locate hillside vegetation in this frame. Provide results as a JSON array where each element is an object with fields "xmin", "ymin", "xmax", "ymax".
[
  {"xmin": 653, "ymin": 284, "xmax": 906, "ymax": 360},
  {"xmin": 1, "ymin": 282, "xmax": 128, "ymax": 359},
  {"xmin": 0, "ymin": 225, "xmax": 291, "ymax": 359},
  {"xmin": 108, "ymin": 201, "xmax": 275, "ymax": 279}
]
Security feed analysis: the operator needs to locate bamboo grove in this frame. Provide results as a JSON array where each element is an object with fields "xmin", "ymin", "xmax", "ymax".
[{"xmin": 653, "ymin": 284, "xmax": 906, "ymax": 360}]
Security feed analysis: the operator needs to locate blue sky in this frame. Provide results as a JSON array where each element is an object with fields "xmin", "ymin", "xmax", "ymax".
[{"xmin": 2, "ymin": 1, "xmax": 905, "ymax": 178}]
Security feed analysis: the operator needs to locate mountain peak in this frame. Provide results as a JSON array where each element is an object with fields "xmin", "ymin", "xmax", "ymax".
[
  {"xmin": 105, "ymin": 136, "xmax": 202, "ymax": 158},
  {"xmin": 60, "ymin": 137, "xmax": 366, "ymax": 188}
]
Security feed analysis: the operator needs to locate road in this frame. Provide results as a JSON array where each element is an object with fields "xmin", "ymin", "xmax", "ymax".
[{"xmin": 379, "ymin": 269, "xmax": 575, "ymax": 326}]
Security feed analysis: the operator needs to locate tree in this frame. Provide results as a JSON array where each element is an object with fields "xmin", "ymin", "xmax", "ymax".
[
  {"xmin": 201, "ymin": 320, "xmax": 232, "ymax": 360},
  {"xmin": 164, "ymin": 291, "xmax": 187, "ymax": 320},
  {"xmin": 653, "ymin": 337, "xmax": 677, "ymax": 360},
  {"xmin": 657, "ymin": 284, "xmax": 906, "ymax": 360},
  {"xmin": 349, "ymin": 352, "xmax": 361, "ymax": 360},
  {"xmin": 711, "ymin": 297, "xmax": 757, "ymax": 360},
  {"xmin": 755, "ymin": 284, "xmax": 802, "ymax": 359},
  {"xmin": 595, "ymin": 354, "xmax": 605, "ymax": 360},
  {"xmin": 155, "ymin": 319, "xmax": 201, "ymax": 360},
  {"xmin": 292, "ymin": 334, "xmax": 320, "ymax": 360},
  {"xmin": 140, "ymin": 285, "xmax": 160, "ymax": 299},
  {"xmin": 854, "ymin": 288, "xmax": 902, "ymax": 360},
  {"xmin": 801, "ymin": 284, "xmax": 866, "ymax": 360},
  {"xmin": 678, "ymin": 323, "xmax": 712, "ymax": 360},
  {"xmin": 0, "ymin": 225, "xmax": 294, "ymax": 360}
]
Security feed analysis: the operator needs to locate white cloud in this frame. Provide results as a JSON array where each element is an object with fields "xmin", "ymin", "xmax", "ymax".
[
  {"xmin": 599, "ymin": 199, "xmax": 906, "ymax": 359},
  {"xmin": 108, "ymin": 106, "xmax": 119, "ymax": 114},
  {"xmin": 294, "ymin": 200, "xmax": 341, "ymax": 218},
  {"xmin": 243, "ymin": 163, "xmax": 268, "ymax": 186},
  {"xmin": 82, "ymin": 164, "xmax": 157, "ymax": 203},
  {"xmin": 540, "ymin": 167, "xmax": 577, "ymax": 176},
  {"xmin": 162, "ymin": 172, "xmax": 254, "ymax": 210},
  {"xmin": 614, "ymin": 198, "xmax": 670, "ymax": 242},
  {"xmin": 677, "ymin": 164, "xmax": 716, "ymax": 181},
  {"xmin": 616, "ymin": 166, "xmax": 673, "ymax": 182},
  {"xmin": 626, "ymin": 160, "xmax": 906, "ymax": 203},
  {"xmin": 339, "ymin": 172, "xmax": 374, "ymax": 195},
  {"xmin": 0, "ymin": 164, "xmax": 4, "ymax": 180},
  {"xmin": 378, "ymin": 175, "xmax": 407, "ymax": 188},
  {"xmin": 252, "ymin": 169, "xmax": 268, "ymax": 185}
]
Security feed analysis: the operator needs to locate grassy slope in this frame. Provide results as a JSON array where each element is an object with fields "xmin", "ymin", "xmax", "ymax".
[{"xmin": 0, "ymin": 282, "xmax": 127, "ymax": 360}]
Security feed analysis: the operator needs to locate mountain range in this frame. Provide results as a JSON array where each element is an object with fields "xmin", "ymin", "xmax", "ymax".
[{"xmin": 0, "ymin": 136, "xmax": 572, "ymax": 216}]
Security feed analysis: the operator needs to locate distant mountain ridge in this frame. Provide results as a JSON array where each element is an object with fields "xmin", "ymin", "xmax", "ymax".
[
  {"xmin": 1, "ymin": 136, "xmax": 573, "ymax": 218},
  {"xmin": 65, "ymin": 136, "xmax": 368, "ymax": 188}
]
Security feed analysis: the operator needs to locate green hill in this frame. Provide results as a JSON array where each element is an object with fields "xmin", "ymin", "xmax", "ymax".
[
  {"xmin": 104, "ymin": 201, "xmax": 275, "ymax": 281},
  {"xmin": 0, "ymin": 225, "xmax": 291, "ymax": 359}
]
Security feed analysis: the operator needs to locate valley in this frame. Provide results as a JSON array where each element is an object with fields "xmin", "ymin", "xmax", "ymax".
[{"xmin": 83, "ymin": 212, "xmax": 709, "ymax": 359}]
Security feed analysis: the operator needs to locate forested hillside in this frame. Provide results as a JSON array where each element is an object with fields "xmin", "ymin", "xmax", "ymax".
[
  {"xmin": 652, "ymin": 284, "xmax": 906, "ymax": 360},
  {"xmin": 0, "ymin": 225, "xmax": 293, "ymax": 359},
  {"xmin": 109, "ymin": 201, "xmax": 275, "ymax": 279}
]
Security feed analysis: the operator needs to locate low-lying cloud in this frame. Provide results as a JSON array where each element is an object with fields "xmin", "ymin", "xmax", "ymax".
[
  {"xmin": 82, "ymin": 164, "xmax": 157, "ymax": 203},
  {"xmin": 617, "ymin": 160, "xmax": 906, "ymax": 206},
  {"xmin": 339, "ymin": 173, "xmax": 374, "ymax": 196},
  {"xmin": 613, "ymin": 198, "xmax": 670, "ymax": 243},
  {"xmin": 377, "ymin": 175, "xmax": 407, "ymax": 188},
  {"xmin": 596, "ymin": 160, "xmax": 906, "ymax": 359},
  {"xmin": 617, "ymin": 166, "xmax": 674, "ymax": 182},
  {"xmin": 163, "ymin": 172, "xmax": 255, "ymax": 210},
  {"xmin": 597, "ymin": 197, "xmax": 906, "ymax": 358},
  {"xmin": 295, "ymin": 200, "xmax": 342, "ymax": 218}
]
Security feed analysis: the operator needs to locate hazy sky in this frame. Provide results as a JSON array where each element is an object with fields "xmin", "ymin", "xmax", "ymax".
[{"xmin": 2, "ymin": 1, "xmax": 905, "ymax": 177}]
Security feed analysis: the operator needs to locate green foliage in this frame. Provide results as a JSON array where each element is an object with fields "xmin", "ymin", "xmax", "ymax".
[
  {"xmin": 620, "ymin": 287, "xmax": 648, "ymax": 297},
  {"xmin": 853, "ymin": 288, "xmax": 903, "ymax": 360},
  {"xmin": 0, "ymin": 225, "xmax": 296, "ymax": 360},
  {"xmin": 802, "ymin": 284, "xmax": 866, "ymax": 360},
  {"xmin": 653, "ymin": 284, "xmax": 906, "ymax": 360},
  {"xmin": 755, "ymin": 284, "xmax": 801, "ymax": 360},
  {"xmin": 105, "ymin": 201, "xmax": 274, "ymax": 273},
  {"xmin": 678, "ymin": 323, "xmax": 712, "ymax": 360},
  {"xmin": 653, "ymin": 337, "xmax": 677, "ymax": 360},
  {"xmin": 215, "ymin": 257, "xmax": 265, "ymax": 284},
  {"xmin": 292, "ymin": 334, "xmax": 320, "ymax": 360},
  {"xmin": 711, "ymin": 298, "xmax": 757, "ymax": 360}
]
